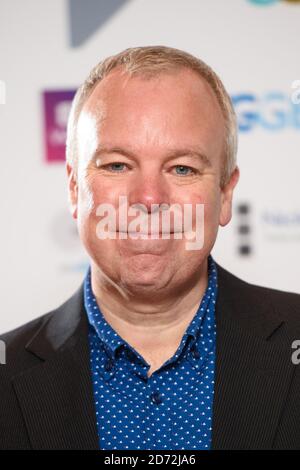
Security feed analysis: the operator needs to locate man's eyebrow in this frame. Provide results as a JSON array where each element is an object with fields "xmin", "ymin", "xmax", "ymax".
[
  {"xmin": 92, "ymin": 146, "xmax": 135, "ymax": 160},
  {"xmin": 92, "ymin": 145, "xmax": 212, "ymax": 167},
  {"xmin": 164, "ymin": 147, "xmax": 212, "ymax": 167}
]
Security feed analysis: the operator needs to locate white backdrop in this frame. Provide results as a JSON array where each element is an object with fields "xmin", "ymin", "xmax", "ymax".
[{"xmin": 0, "ymin": 0, "xmax": 299, "ymax": 334}]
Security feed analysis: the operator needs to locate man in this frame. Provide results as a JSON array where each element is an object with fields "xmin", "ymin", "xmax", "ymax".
[{"xmin": 1, "ymin": 46, "xmax": 300, "ymax": 450}]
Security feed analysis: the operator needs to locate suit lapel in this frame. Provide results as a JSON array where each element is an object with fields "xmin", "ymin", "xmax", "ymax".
[
  {"xmin": 12, "ymin": 284, "xmax": 99, "ymax": 450},
  {"xmin": 212, "ymin": 264, "xmax": 296, "ymax": 449}
]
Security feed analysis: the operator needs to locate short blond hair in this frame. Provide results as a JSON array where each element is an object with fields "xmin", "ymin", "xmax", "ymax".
[{"xmin": 66, "ymin": 45, "xmax": 238, "ymax": 187}]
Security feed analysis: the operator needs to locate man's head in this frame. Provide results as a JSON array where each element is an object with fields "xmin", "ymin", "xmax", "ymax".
[{"xmin": 66, "ymin": 45, "xmax": 240, "ymax": 300}]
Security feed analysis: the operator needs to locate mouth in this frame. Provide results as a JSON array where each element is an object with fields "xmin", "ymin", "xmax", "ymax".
[{"xmin": 118, "ymin": 231, "xmax": 177, "ymax": 235}]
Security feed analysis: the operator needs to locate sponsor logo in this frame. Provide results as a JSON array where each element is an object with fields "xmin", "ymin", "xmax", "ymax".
[
  {"xmin": 232, "ymin": 92, "xmax": 300, "ymax": 131},
  {"xmin": 235, "ymin": 203, "xmax": 253, "ymax": 256},
  {"xmin": 68, "ymin": 0, "xmax": 130, "ymax": 47},
  {"xmin": 261, "ymin": 210, "xmax": 300, "ymax": 243},
  {"xmin": 248, "ymin": 0, "xmax": 300, "ymax": 6},
  {"xmin": 43, "ymin": 90, "xmax": 76, "ymax": 162}
]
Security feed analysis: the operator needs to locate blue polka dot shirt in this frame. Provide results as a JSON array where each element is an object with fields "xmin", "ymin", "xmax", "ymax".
[{"xmin": 84, "ymin": 254, "xmax": 218, "ymax": 450}]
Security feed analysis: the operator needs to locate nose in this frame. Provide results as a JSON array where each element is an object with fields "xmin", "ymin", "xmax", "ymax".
[{"xmin": 127, "ymin": 170, "xmax": 170, "ymax": 214}]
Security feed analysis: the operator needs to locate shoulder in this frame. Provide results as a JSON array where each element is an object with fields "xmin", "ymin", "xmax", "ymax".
[
  {"xmin": 0, "ymin": 310, "xmax": 54, "ymax": 378},
  {"xmin": 216, "ymin": 261, "xmax": 300, "ymax": 325},
  {"xmin": 1, "ymin": 310, "xmax": 51, "ymax": 346},
  {"xmin": 0, "ymin": 282, "xmax": 85, "ymax": 377}
]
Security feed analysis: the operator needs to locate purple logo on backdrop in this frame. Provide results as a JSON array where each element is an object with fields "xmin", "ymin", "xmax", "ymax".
[{"xmin": 43, "ymin": 90, "xmax": 76, "ymax": 162}]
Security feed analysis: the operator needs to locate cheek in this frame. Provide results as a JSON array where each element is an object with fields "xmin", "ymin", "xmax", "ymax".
[
  {"xmin": 77, "ymin": 181, "xmax": 95, "ymax": 218},
  {"xmin": 78, "ymin": 176, "xmax": 116, "ymax": 218},
  {"xmin": 204, "ymin": 194, "xmax": 221, "ymax": 224},
  {"xmin": 77, "ymin": 177, "xmax": 129, "ymax": 247},
  {"xmin": 89, "ymin": 175, "xmax": 128, "ymax": 207},
  {"xmin": 186, "ymin": 187, "xmax": 221, "ymax": 227},
  {"xmin": 189, "ymin": 194, "xmax": 221, "ymax": 248}
]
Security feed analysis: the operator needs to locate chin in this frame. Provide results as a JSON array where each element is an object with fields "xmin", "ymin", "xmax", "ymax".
[
  {"xmin": 123, "ymin": 252, "xmax": 168, "ymax": 274},
  {"xmin": 121, "ymin": 280, "xmax": 164, "ymax": 298},
  {"xmin": 120, "ymin": 259, "xmax": 168, "ymax": 284}
]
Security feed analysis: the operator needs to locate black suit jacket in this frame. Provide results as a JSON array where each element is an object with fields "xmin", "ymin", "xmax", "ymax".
[{"xmin": 1, "ymin": 262, "xmax": 300, "ymax": 450}]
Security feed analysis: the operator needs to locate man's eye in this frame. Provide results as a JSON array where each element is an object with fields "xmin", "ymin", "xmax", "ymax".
[
  {"xmin": 173, "ymin": 165, "xmax": 196, "ymax": 176},
  {"xmin": 103, "ymin": 163, "xmax": 128, "ymax": 172}
]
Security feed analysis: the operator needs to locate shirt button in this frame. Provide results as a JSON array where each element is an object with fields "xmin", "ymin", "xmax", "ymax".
[
  {"xmin": 104, "ymin": 359, "xmax": 114, "ymax": 371},
  {"xmin": 151, "ymin": 391, "xmax": 163, "ymax": 405},
  {"xmin": 126, "ymin": 349, "xmax": 136, "ymax": 361},
  {"xmin": 191, "ymin": 346, "xmax": 200, "ymax": 359}
]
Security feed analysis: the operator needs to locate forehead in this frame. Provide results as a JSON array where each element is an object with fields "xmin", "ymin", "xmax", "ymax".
[
  {"xmin": 78, "ymin": 67, "xmax": 225, "ymax": 165},
  {"xmin": 82, "ymin": 67, "xmax": 224, "ymax": 123}
]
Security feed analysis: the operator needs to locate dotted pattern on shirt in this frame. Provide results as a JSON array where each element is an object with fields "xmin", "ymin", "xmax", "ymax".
[{"xmin": 84, "ymin": 254, "xmax": 218, "ymax": 450}]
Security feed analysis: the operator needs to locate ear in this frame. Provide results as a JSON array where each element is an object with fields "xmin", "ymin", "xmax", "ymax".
[
  {"xmin": 219, "ymin": 166, "xmax": 240, "ymax": 227},
  {"xmin": 66, "ymin": 162, "xmax": 78, "ymax": 220}
]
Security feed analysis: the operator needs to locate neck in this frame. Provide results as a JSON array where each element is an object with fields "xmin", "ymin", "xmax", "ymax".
[{"xmin": 89, "ymin": 258, "xmax": 209, "ymax": 352}]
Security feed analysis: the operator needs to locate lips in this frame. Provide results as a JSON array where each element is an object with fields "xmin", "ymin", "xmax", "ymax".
[{"xmin": 118, "ymin": 231, "xmax": 177, "ymax": 235}]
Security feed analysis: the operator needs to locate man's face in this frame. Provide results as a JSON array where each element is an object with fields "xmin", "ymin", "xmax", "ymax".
[{"xmin": 67, "ymin": 68, "xmax": 239, "ymax": 298}]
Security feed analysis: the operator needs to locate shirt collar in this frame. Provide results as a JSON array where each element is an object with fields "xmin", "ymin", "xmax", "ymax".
[
  {"xmin": 84, "ymin": 271, "xmax": 125, "ymax": 358},
  {"xmin": 184, "ymin": 254, "xmax": 218, "ymax": 342},
  {"xmin": 84, "ymin": 254, "xmax": 218, "ymax": 358}
]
